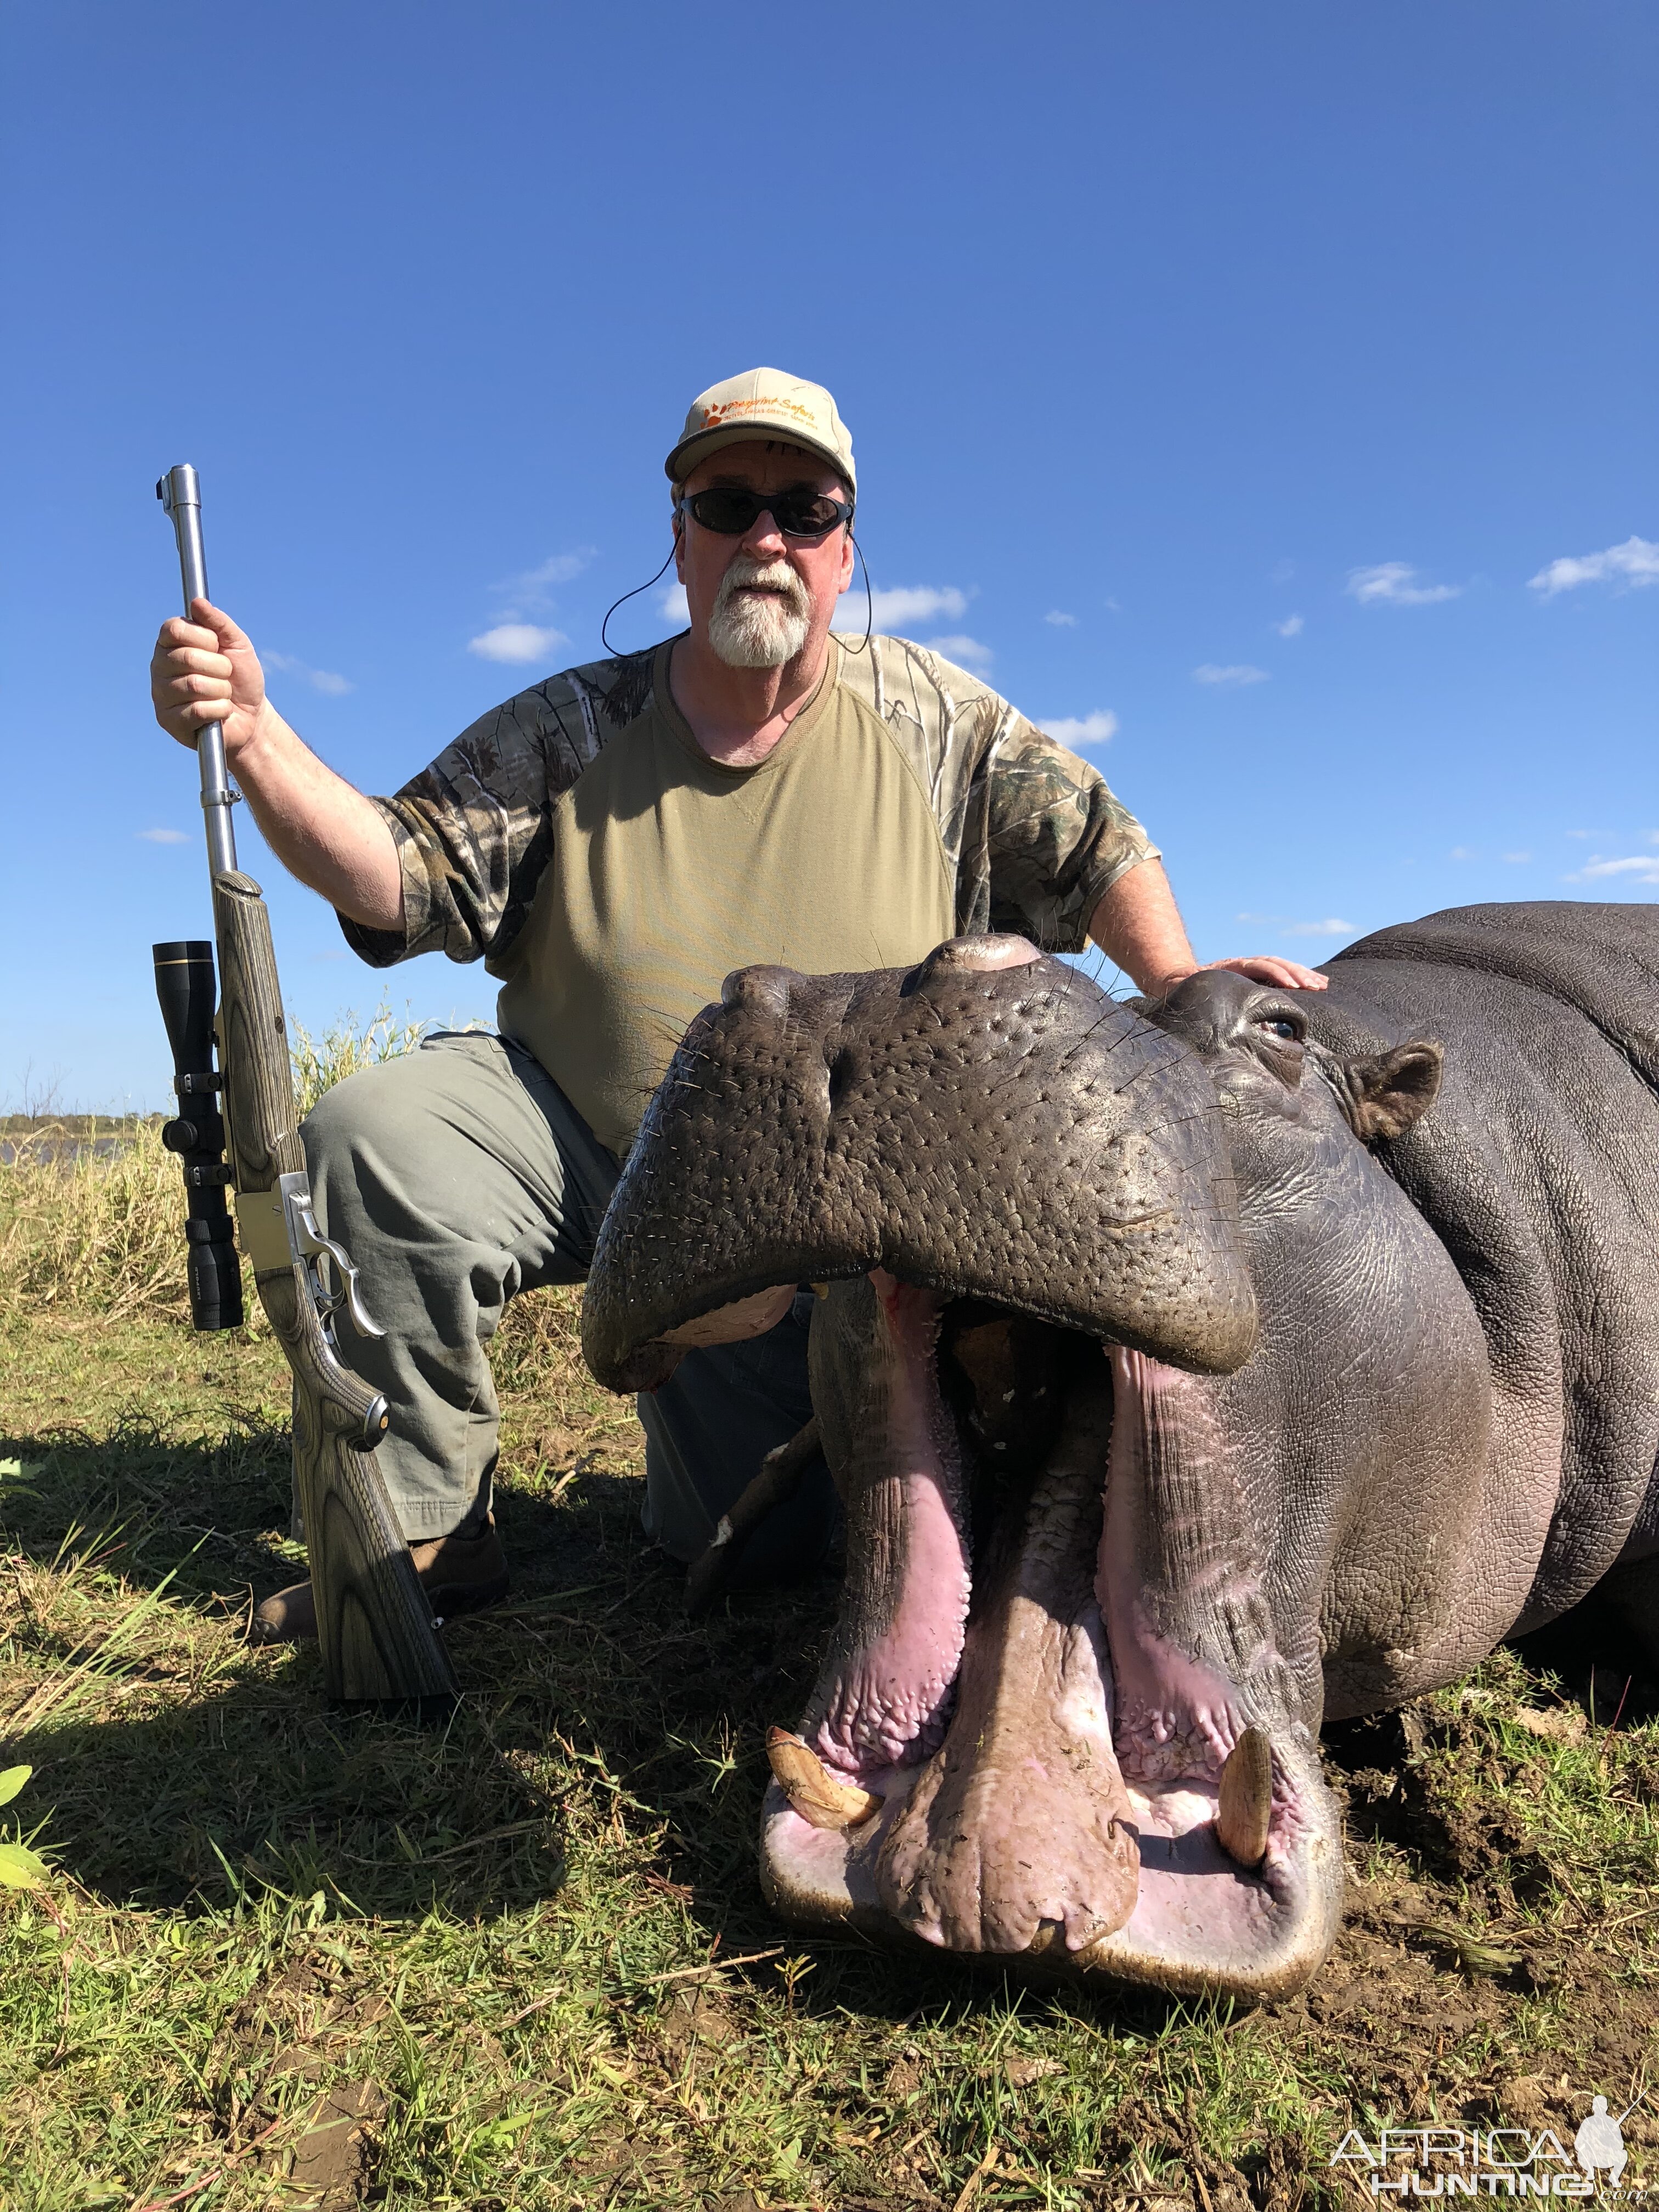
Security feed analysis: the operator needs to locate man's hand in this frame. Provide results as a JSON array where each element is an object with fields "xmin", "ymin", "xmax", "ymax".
[
  {"xmin": 150, "ymin": 597, "xmax": 269, "ymax": 763},
  {"xmin": 1169, "ymin": 954, "xmax": 1329, "ymax": 994},
  {"xmin": 1086, "ymin": 863, "xmax": 1333, "ymax": 997},
  {"xmin": 146, "ymin": 597, "xmax": 404, "ymax": 932}
]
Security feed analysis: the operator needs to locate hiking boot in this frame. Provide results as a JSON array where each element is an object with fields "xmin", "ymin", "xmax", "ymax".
[{"xmin": 249, "ymin": 1516, "xmax": 510, "ymax": 1644}]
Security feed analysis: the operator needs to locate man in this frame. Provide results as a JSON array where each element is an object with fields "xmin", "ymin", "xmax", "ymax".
[{"xmin": 150, "ymin": 367, "xmax": 1325, "ymax": 1635}]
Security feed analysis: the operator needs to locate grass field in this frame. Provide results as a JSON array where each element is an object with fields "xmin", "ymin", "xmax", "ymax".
[{"xmin": 1, "ymin": 1115, "xmax": 1656, "ymax": 2209}]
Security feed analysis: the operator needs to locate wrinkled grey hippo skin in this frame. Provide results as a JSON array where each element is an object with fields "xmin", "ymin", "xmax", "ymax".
[{"xmin": 580, "ymin": 903, "xmax": 1659, "ymax": 2001}]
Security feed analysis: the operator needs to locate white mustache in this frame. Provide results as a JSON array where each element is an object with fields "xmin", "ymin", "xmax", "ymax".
[{"xmin": 715, "ymin": 556, "xmax": 811, "ymax": 617}]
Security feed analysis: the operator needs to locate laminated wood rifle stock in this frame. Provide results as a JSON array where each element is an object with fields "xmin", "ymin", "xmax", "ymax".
[
  {"xmin": 153, "ymin": 463, "xmax": 456, "ymax": 1711},
  {"xmin": 212, "ymin": 872, "xmax": 459, "ymax": 1709}
]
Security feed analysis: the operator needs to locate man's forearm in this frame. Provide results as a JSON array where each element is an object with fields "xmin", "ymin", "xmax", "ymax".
[
  {"xmin": 1085, "ymin": 858, "xmax": 1199, "ymax": 996},
  {"xmin": 230, "ymin": 708, "xmax": 405, "ymax": 934}
]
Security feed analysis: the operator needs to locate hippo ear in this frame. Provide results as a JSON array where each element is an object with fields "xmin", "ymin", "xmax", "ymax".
[{"xmin": 1338, "ymin": 1040, "xmax": 1443, "ymax": 1142}]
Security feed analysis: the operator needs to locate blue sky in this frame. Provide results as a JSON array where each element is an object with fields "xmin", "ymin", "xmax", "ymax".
[{"xmin": 2, "ymin": 2, "xmax": 1654, "ymax": 1111}]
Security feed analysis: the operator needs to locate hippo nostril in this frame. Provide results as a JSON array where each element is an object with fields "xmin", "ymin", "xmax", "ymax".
[
  {"xmin": 826, "ymin": 1048, "xmax": 855, "ymax": 1110},
  {"xmin": 721, "ymin": 964, "xmax": 799, "ymax": 1018},
  {"xmin": 915, "ymin": 934, "xmax": 1043, "ymax": 985}
]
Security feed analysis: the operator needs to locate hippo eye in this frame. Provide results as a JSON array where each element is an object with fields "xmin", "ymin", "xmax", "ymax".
[{"xmin": 1264, "ymin": 1019, "xmax": 1300, "ymax": 1041}]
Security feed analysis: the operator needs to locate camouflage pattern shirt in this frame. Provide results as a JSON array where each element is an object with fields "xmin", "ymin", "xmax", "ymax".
[{"xmin": 342, "ymin": 633, "xmax": 1158, "ymax": 1155}]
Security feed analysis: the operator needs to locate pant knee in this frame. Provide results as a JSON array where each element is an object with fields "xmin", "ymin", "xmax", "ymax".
[{"xmin": 300, "ymin": 1059, "xmax": 452, "ymax": 1248}]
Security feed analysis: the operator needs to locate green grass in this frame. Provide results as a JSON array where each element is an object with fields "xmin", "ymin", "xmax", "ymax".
[{"xmin": 2, "ymin": 1123, "xmax": 1657, "ymax": 2208}]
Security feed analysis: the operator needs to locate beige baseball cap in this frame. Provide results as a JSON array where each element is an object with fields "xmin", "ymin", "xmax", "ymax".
[{"xmin": 665, "ymin": 367, "xmax": 856, "ymax": 498}]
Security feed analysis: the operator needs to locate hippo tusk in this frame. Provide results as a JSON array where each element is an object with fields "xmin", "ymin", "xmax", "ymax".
[
  {"xmin": 1215, "ymin": 1726, "xmax": 1273, "ymax": 1867},
  {"xmin": 766, "ymin": 1728, "xmax": 882, "ymax": 1831}
]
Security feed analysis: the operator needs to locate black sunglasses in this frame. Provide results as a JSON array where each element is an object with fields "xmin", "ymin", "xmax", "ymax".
[{"xmin": 676, "ymin": 486, "xmax": 854, "ymax": 539}]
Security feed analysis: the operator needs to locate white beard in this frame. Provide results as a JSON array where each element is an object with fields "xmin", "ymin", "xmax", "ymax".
[{"xmin": 707, "ymin": 555, "xmax": 814, "ymax": 669}]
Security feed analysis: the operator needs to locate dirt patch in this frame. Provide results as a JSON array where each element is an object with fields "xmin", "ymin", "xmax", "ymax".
[
  {"xmin": 654, "ymin": 1982, "xmax": 746, "ymax": 2060},
  {"xmin": 276, "ymin": 2077, "xmax": 385, "ymax": 2209}
]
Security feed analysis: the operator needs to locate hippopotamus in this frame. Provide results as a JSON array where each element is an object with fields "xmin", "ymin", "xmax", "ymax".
[{"xmin": 580, "ymin": 902, "xmax": 1659, "ymax": 2001}]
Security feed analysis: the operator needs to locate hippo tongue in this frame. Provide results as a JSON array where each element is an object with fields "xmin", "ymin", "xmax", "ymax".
[{"xmin": 873, "ymin": 1367, "xmax": 1141, "ymax": 1954}]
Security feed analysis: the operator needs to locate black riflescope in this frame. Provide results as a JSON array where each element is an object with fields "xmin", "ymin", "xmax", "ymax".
[{"xmin": 153, "ymin": 939, "xmax": 244, "ymax": 1330}]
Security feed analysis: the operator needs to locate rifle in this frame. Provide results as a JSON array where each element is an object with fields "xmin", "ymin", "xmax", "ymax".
[{"xmin": 153, "ymin": 464, "xmax": 458, "ymax": 1711}]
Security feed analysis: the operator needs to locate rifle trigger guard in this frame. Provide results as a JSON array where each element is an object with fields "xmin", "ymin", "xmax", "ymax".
[{"xmin": 274, "ymin": 1171, "xmax": 387, "ymax": 1340}]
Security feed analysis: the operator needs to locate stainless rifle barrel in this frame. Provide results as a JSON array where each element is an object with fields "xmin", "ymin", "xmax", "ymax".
[{"xmin": 157, "ymin": 463, "xmax": 239, "ymax": 878}]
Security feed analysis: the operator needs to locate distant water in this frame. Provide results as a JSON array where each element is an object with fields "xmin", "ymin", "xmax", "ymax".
[{"xmin": 0, "ymin": 1118, "xmax": 160, "ymax": 1166}]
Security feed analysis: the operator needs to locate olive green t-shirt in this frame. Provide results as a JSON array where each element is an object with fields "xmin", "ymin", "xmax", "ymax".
[{"xmin": 343, "ymin": 633, "xmax": 1158, "ymax": 1160}]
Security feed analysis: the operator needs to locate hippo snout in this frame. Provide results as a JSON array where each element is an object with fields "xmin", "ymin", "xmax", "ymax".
[{"xmin": 581, "ymin": 946, "xmax": 1258, "ymax": 1392}]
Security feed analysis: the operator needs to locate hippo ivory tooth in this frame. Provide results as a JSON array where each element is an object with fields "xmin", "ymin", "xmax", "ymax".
[
  {"xmin": 1215, "ymin": 1726, "xmax": 1273, "ymax": 1867},
  {"xmin": 765, "ymin": 1728, "xmax": 882, "ymax": 1831}
]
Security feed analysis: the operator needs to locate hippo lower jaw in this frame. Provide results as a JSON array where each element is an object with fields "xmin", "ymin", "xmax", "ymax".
[
  {"xmin": 760, "ymin": 1287, "xmax": 1344, "ymax": 2005},
  {"xmin": 761, "ymin": 1754, "xmax": 1338, "ymax": 2006}
]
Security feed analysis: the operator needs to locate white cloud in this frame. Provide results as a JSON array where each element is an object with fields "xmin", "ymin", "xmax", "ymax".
[
  {"xmin": 138, "ymin": 827, "xmax": 189, "ymax": 845},
  {"xmin": 1194, "ymin": 663, "xmax": 1269, "ymax": 686},
  {"xmin": 1566, "ymin": 854, "xmax": 1659, "ymax": 886},
  {"xmin": 521, "ymin": 548, "xmax": 598, "ymax": 589},
  {"xmin": 1273, "ymin": 613, "xmax": 1304, "ymax": 637},
  {"xmin": 659, "ymin": 582, "xmax": 690, "ymax": 626},
  {"xmin": 1346, "ymin": 562, "xmax": 1461, "ymax": 607},
  {"xmin": 1449, "ymin": 845, "xmax": 1476, "ymax": 860},
  {"xmin": 1044, "ymin": 610, "xmax": 1077, "ymax": 628},
  {"xmin": 925, "ymin": 633, "xmax": 993, "ymax": 671},
  {"xmin": 1503, "ymin": 851, "xmax": 1532, "ymax": 865},
  {"xmin": 1527, "ymin": 534, "xmax": 1659, "ymax": 597},
  {"xmin": 1237, "ymin": 909, "xmax": 1356, "ymax": 939},
  {"xmin": 468, "ymin": 623, "xmax": 568, "ymax": 665},
  {"xmin": 868, "ymin": 585, "xmax": 969, "ymax": 628},
  {"xmin": 265, "ymin": 649, "xmax": 354, "ymax": 696},
  {"xmin": 491, "ymin": 547, "xmax": 599, "ymax": 617},
  {"xmin": 1041, "ymin": 711, "xmax": 1118, "ymax": 747},
  {"xmin": 1270, "ymin": 559, "xmax": 1295, "ymax": 585},
  {"xmin": 477, "ymin": 546, "xmax": 600, "ymax": 650}
]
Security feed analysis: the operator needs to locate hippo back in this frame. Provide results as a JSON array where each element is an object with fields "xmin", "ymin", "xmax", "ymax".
[{"xmin": 1308, "ymin": 902, "xmax": 1659, "ymax": 1628}]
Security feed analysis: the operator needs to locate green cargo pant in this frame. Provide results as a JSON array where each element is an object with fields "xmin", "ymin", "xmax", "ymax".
[{"xmin": 299, "ymin": 1030, "xmax": 837, "ymax": 1585}]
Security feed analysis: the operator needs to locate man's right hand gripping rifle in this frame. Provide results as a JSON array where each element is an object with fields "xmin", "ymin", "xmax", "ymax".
[
  {"xmin": 150, "ymin": 600, "xmax": 406, "ymax": 936},
  {"xmin": 150, "ymin": 514, "xmax": 459, "ymax": 1711}
]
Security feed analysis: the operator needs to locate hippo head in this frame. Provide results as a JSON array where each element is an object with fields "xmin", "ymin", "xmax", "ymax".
[{"xmin": 583, "ymin": 939, "xmax": 1445, "ymax": 2000}]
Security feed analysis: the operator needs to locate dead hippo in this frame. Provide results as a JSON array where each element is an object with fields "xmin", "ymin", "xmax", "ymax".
[{"xmin": 580, "ymin": 901, "xmax": 1659, "ymax": 2001}]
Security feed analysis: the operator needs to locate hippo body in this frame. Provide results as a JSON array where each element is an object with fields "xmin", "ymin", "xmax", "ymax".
[{"xmin": 582, "ymin": 903, "xmax": 1659, "ymax": 1999}]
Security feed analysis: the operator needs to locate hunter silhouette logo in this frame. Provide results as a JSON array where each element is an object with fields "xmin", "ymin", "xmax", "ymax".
[{"xmin": 1576, "ymin": 2101, "xmax": 1629, "ymax": 2191}]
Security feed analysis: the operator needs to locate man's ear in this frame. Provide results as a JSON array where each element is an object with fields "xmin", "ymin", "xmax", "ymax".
[{"xmin": 1338, "ymin": 1040, "xmax": 1443, "ymax": 1141}]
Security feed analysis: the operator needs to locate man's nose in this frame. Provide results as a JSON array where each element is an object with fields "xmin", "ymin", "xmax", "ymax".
[{"xmin": 740, "ymin": 507, "xmax": 788, "ymax": 557}]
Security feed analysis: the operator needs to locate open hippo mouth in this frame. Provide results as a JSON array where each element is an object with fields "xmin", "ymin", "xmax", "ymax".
[{"xmin": 583, "ymin": 938, "xmax": 1344, "ymax": 2001}]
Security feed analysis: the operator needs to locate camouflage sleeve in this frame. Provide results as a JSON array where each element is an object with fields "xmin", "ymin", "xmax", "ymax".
[
  {"xmin": 337, "ymin": 672, "xmax": 605, "ymax": 969},
  {"xmin": 960, "ymin": 707, "xmax": 1159, "ymax": 952}
]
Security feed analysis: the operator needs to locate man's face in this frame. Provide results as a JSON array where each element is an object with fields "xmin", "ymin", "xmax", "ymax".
[{"xmin": 674, "ymin": 439, "xmax": 856, "ymax": 672}]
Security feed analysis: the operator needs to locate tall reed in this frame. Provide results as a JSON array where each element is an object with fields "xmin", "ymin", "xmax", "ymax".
[{"xmin": 0, "ymin": 1004, "xmax": 439, "ymax": 1321}]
